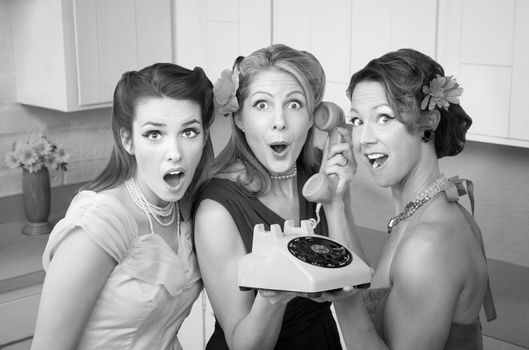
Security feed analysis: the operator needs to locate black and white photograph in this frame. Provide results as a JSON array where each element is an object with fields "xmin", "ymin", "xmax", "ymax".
[{"xmin": 0, "ymin": 1, "xmax": 527, "ymax": 349}]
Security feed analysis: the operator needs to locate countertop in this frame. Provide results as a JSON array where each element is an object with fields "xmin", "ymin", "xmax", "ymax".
[
  {"xmin": 0, "ymin": 220, "xmax": 57, "ymax": 294},
  {"xmin": 0, "ymin": 183, "xmax": 81, "ymax": 295}
]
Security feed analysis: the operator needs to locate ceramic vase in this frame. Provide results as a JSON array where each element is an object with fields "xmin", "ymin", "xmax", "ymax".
[{"xmin": 21, "ymin": 168, "xmax": 52, "ymax": 235}]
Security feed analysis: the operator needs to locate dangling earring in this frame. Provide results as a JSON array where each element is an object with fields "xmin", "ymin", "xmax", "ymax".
[{"xmin": 422, "ymin": 129, "xmax": 434, "ymax": 142}]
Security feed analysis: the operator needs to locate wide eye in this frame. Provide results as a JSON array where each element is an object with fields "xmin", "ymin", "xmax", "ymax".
[
  {"xmin": 349, "ymin": 117, "xmax": 363, "ymax": 127},
  {"xmin": 377, "ymin": 114, "xmax": 394, "ymax": 125},
  {"xmin": 287, "ymin": 100, "xmax": 302, "ymax": 110},
  {"xmin": 182, "ymin": 128, "xmax": 200, "ymax": 138},
  {"xmin": 144, "ymin": 130, "xmax": 162, "ymax": 141},
  {"xmin": 253, "ymin": 100, "xmax": 269, "ymax": 110}
]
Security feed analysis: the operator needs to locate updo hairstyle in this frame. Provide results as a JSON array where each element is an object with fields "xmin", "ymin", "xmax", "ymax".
[{"xmin": 346, "ymin": 48, "xmax": 472, "ymax": 158}]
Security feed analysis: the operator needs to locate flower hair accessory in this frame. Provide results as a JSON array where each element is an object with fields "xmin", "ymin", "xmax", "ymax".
[
  {"xmin": 421, "ymin": 74, "xmax": 463, "ymax": 111},
  {"xmin": 213, "ymin": 68, "xmax": 239, "ymax": 117}
]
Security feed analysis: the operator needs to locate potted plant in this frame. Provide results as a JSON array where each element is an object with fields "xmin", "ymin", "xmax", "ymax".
[{"xmin": 4, "ymin": 135, "xmax": 70, "ymax": 235}]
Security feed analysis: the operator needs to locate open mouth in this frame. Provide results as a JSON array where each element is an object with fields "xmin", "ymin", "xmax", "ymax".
[
  {"xmin": 270, "ymin": 142, "xmax": 289, "ymax": 154},
  {"xmin": 163, "ymin": 170, "xmax": 183, "ymax": 187},
  {"xmin": 367, "ymin": 153, "xmax": 388, "ymax": 169}
]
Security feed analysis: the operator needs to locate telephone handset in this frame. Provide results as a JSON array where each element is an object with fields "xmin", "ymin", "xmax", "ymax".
[
  {"xmin": 237, "ymin": 103, "xmax": 372, "ymax": 294},
  {"xmin": 302, "ymin": 102, "xmax": 346, "ymax": 203}
]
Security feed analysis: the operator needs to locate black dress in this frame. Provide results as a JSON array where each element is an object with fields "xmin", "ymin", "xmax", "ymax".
[{"xmin": 195, "ymin": 166, "xmax": 343, "ymax": 350}]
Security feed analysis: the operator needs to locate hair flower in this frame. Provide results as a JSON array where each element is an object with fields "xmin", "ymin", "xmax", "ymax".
[
  {"xmin": 421, "ymin": 74, "xmax": 463, "ymax": 111},
  {"xmin": 213, "ymin": 68, "xmax": 239, "ymax": 116}
]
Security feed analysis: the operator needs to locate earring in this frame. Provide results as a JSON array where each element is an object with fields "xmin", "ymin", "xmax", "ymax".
[{"xmin": 422, "ymin": 129, "xmax": 434, "ymax": 142}]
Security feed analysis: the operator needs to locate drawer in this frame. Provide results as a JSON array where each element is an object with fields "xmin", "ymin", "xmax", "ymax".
[{"xmin": 0, "ymin": 284, "xmax": 41, "ymax": 346}]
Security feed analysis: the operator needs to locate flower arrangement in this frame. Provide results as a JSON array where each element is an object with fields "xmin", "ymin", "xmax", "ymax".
[
  {"xmin": 213, "ymin": 68, "xmax": 240, "ymax": 116},
  {"xmin": 421, "ymin": 74, "xmax": 463, "ymax": 111},
  {"xmin": 4, "ymin": 135, "xmax": 70, "ymax": 173}
]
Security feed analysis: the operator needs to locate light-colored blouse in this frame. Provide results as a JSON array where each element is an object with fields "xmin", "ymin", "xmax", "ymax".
[{"xmin": 42, "ymin": 191, "xmax": 202, "ymax": 350}]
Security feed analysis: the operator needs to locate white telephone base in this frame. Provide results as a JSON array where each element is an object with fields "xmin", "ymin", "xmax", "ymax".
[{"xmin": 237, "ymin": 220, "xmax": 371, "ymax": 296}]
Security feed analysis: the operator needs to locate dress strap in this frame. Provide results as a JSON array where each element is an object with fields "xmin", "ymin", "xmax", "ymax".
[
  {"xmin": 445, "ymin": 176, "xmax": 497, "ymax": 322},
  {"xmin": 445, "ymin": 176, "xmax": 475, "ymax": 214}
]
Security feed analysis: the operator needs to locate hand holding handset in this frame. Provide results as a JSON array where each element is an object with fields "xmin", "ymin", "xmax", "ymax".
[
  {"xmin": 302, "ymin": 102, "xmax": 346, "ymax": 203},
  {"xmin": 237, "ymin": 103, "xmax": 372, "ymax": 295}
]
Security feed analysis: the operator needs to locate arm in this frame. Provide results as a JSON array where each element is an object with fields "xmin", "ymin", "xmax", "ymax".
[
  {"xmin": 31, "ymin": 228, "xmax": 116, "ymax": 350},
  {"xmin": 332, "ymin": 225, "xmax": 464, "ymax": 350},
  {"xmin": 321, "ymin": 126, "xmax": 368, "ymax": 263},
  {"xmin": 323, "ymin": 186, "xmax": 367, "ymax": 263},
  {"xmin": 194, "ymin": 199, "xmax": 289, "ymax": 350}
]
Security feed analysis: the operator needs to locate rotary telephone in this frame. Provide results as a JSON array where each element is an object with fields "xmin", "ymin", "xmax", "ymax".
[
  {"xmin": 237, "ymin": 102, "xmax": 370, "ymax": 295},
  {"xmin": 238, "ymin": 220, "xmax": 372, "ymax": 296}
]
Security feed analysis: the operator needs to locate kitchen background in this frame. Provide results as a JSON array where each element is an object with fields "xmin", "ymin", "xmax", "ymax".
[{"xmin": 0, "ymin": 0, "xmax": 528, "ymax": 349}]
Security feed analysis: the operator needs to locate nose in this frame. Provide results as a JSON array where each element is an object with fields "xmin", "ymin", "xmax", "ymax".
[
  {"xmin": 272, "ymin": 107, "xmax": 286, "ymax": 130},
  {"xmin": 359, "ymin": 122, "xmax": 376, "ymax": 146},
  {"xmin": 167, "ymin": 138, "xmax": 182, "ymax": 162}
]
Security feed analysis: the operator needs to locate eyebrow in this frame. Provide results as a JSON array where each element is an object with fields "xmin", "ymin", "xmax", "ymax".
[
  {"xmin": 350, "ymin": 103, "xmax": 391, "ymax": 113},
  {"xmin": 141, "ymin": 118, "xmax": 202, "ymax": 128},
  {"xmin": 251, "ymin": 90, "xmax": 305, "ymax": 98},
  {"xmin": 141, "ymin": 121, "xmax": 165, "ymax": 127}
]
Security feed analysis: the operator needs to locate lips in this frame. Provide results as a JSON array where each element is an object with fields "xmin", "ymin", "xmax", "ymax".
[
  {"xmin": 270, "ymin": 142, "xmax": 289, "ymax": 155},
  {"xmin": 163, "ymin": 169, "xmax": 183, "ymax": 188},
  {"xmin": 366, "ymin": 153, "xmax": 388, "ymax": 169}
]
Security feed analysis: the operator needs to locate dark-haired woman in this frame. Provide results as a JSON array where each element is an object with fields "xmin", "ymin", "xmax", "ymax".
[
  {"xmin": 31, "ymin": 63, "xmax": 215, "ymax": 350},
  {"xmin": 320, "ymin": 48, "xmax": 496, "ymax": 350}
]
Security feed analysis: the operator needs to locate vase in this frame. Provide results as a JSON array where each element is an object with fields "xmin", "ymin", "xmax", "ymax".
[{"xmin": 21, "ymin": 168, "xmax": 52, "ymax": 235}]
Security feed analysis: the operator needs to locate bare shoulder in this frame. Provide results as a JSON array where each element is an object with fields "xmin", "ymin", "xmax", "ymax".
[
  {"xmin": 392, "ymin": 200, "xmax": 484, "ymax": 288},
  {"xmin": 195, "ymin": 198, "xmax": 231, "ymax": 223},
  {"xmin": 194, "ymin": 198, "xmax": 245, "ymax": 255}
]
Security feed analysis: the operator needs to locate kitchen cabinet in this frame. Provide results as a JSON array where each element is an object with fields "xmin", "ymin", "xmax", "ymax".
[
  {"xmin": 174, "ymin": 0, "xmax": 271, "ymax": 81},
  {"xmin": 0, "ymin": 285, "xmax": 41, "ymax": 347},
  {"xmin": 437, "ymin": 0, "xmax": 529, "ymax": 148},
  {"xmin": 10, "ymin": 0, "xmax": 172, "ymax": 112},
  {"xmin": 173, "ymin": 0, "xmax": 272, "ymax": 155},
  {"xmin": 272, "ymin": 0, "xmax": 438, "ymax": 114}
]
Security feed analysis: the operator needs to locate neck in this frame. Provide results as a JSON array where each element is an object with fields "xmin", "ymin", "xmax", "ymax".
[
  {"xmin": 392, "ymin": 167, "xmax": 441, "ymax": 213},
  {"xmin": 133, "ymin": 177, "xmax": 169, "ymax": 208},
  {"xmin": 269, "ymin": 177, "xmax": 297, "ymax": 194},
  {"xmin": 392, "ymin": 143, "xmax": 440, "ymax": 209},
  {"xmin": 269, "ymin": 165, "xmax": 297, "ymax": 181},
  {"xmin": 387, "ymin": 174, "xmax": 448, "ymax": 234}
]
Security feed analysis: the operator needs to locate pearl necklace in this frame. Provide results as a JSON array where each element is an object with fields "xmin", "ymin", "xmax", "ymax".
[
  {"xmin": 387, "ymin": 175, "xmax": 449, "ymax": 234},
  {"xmin": 270, "ymin": 165, "xmax": 297, "ymax": 180},
  {"xmin": 125, "ymin": 177, "xmax": 179, "ymax": 235}
]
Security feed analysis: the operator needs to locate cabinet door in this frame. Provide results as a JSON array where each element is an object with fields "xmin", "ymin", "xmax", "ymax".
[
  {"xmin": 74, "ymin": 0, "xmax": 172, "ymax": 107},
  {"xmin": 174, "ymin": 0, "xmax": 271, "ymax": 79},
  {"xmin": 0, "ymin": 285, "xmax": 41, "ymax": 346},
  {"xmin": 272, "ymin": 0, "xmax": 437, "ymax": 113},
  {"xmin": 174, "ymin": 0, "xmax": 271, "ymax": 156},
  {"xmin": 10, "ymin": 0, "xmax": 72, "ymax": 111},
  {"xmin": 10, "ymin": 0, "xmax": 172, "ymax": 111},
  {"xmin": 510, "ymin": 0, "xmax": 529, "ymax": 142},
  {"xmin": 273, "ymin": 0, "xmax": 353, "ymax": 110},
  {"xmin": 438, "ymin": 0, "xmax": 529, "ymax": 147}
]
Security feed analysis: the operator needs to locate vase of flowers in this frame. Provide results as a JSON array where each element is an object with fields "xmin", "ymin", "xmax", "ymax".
[{"xmin": 4, "ymin": 136, "xmax": 70, "ymax": 235}]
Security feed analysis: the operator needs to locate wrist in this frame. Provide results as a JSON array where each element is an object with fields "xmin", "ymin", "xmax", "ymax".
[{"xmin": 322, "ymin": 198, "xmax": 345, "ymax": 213}]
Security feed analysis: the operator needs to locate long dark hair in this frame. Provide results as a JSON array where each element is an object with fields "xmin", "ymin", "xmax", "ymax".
[{"xmin": 82, "ymin": 63, "xmax": 215, "ymax": 199}]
